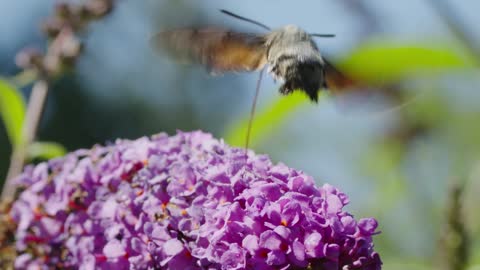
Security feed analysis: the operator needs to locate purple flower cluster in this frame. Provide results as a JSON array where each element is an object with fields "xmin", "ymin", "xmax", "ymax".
[{"xmin": 10, "ymin": 131, "xmax": 382, "ymax": 269}]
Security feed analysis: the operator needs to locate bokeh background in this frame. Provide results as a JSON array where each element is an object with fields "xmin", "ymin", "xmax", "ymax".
[{"xmin": 1, "ymin": 0, "xmax": 480, "ymax": 269}]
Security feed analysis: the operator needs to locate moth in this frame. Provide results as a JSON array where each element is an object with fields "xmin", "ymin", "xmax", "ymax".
[{"xmin": 152, "ymin": 10, "xmax": 356, "ymax": 103}]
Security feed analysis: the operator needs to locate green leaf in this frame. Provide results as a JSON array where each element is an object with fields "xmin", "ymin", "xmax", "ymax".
[
  {"xmin": 467, "ymin": 265, "xmax": 480, "ymax": 270},
  {"xmin": 0, "ymin": 79, "xmax": 26, "ymax": 146},
  {"xmin": 338, "ymin": 41, "xmax": 474, "ymax": 83},
  {"xmin": 27, "ymin": 141, "xmax": 67, "ymax": 160},
  {"xmin": 224, "ymin": 91, "xmax": 327, "ymax": 147}
]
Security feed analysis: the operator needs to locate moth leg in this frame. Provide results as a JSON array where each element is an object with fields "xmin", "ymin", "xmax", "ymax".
[
  {"xmin": 279, "ymin": 83, "xmax": 293, "ymax": 95},
  {"xmin": 321, "ymin": 68, "xmax": 328, "ymax": 90},
  {"xmin": 267, "ymin": 63, "xmax": 284, "ymax": 83}
]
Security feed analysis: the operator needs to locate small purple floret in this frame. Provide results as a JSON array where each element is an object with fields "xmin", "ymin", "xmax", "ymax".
[{"xmin": 10, "ymin": 131, "xmax": 382, "ymax": 269}]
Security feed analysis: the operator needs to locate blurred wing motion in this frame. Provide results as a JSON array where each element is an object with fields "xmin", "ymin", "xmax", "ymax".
[
  {"xmin": 152, "ymin": 28, "xmax": 268, "ymax": 74},
  {"xmin": 323, "ymin": 59, "xmax": 407, "ymax": 112},
  {"xmin": 153, "ymin": 28, "xmax": 407, "ymax": 111},
  {"xmin": 323, "ymin": 59, "xmax": 359, "ymax": 94}
]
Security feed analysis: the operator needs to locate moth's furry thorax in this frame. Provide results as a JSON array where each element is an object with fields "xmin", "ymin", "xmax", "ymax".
[{"xmin": 265, "ymin": 25, "xmax": 327, "ymax": 102}]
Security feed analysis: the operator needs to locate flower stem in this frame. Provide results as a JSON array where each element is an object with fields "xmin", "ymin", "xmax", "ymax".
[{"xmin": 2, "ymin": 80, "xmax": 48, "ymax": 201}]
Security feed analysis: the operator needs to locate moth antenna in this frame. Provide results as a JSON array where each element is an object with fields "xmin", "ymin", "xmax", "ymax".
[
  {"xmin": 245, "ymin": 68, "xmax": 265, "ymax": 154},
  {"xmin": 220, "ymin": 9, "xmax": 271, "ymax": 31},
  {"xmin": 309, "ymin": 33, "xmax": 336, "ymax": 38}
]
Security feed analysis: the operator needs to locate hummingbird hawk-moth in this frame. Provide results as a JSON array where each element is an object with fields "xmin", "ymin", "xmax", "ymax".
[{"xmin": 152, "ymin": 10, "xmax": 356, "ymax": 102}]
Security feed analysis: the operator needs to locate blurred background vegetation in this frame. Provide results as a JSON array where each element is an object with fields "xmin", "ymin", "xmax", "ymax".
[{"xmin": 1, "ymin": 0, "xmax": 480, "ymax": 269}]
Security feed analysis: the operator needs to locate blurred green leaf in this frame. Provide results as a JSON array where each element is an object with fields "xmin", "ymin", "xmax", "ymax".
[
  {"xmin": 27, "ymin": 141, "xmax": 67, "ymax": 160},
  {"xmin": 0, "ymin": 79, "xmax": 26, "ymax": 146},
  {"xmin": 468, "ymin": 265, "xmax": 480, "ymax": 270},
  {"xmin": 224, "ymin": 91, "xmax": 325, "ymax": 147},
  {"xmin": 339, "ymin": 41, "xmax": 474, "ymax": 83}
]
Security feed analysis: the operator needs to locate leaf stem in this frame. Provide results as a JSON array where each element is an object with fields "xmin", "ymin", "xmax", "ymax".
[
  {"xmin": 10, "ymin": 69, "xmax": 38, "ymax": 88},
  {"xmin": 2, "ymin": 80, "xmax": 48, "ymax": 201}
]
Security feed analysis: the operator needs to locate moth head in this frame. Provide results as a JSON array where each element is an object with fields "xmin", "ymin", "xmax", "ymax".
[{"xmin": 282, "ymin": 25, "xmax": 308, "ymax": 35}]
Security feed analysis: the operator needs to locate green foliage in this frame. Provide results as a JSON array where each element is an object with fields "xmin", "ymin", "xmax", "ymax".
[
  {"xmin": 0, "ymin": 79, "xmax": 26, "ymax": 147},
  {"xmin": 339, "ymin": 41, "xmax": 474, "ymax": 83},
  {"xmin": 0, "ymin": 78, "xmax": 66, "ymax": 162},
  {"xmin": 224, "ymin": 91, "xmax": 324, "ymax": 147},
  {"xmin": 27, "ymin": 141, "xmax": 67, "ymax": 160}
]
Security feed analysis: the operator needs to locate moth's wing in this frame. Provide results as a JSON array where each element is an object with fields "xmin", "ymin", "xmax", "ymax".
[
  {"xmin": 323, "ymin": 59, "xmax": 406, "ymax": 112},
  {"xmin": 152, "ymin": 28, "xmax": 268, "ymax": 74},
  {"xmin": 323, "ymin": 59, "xmax": 359, "ymax": 94}
]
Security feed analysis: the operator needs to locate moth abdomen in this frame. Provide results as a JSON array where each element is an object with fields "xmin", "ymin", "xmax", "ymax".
[{"xmin": 276, "ymin": 58, "xmax": 325, "ymax": 102}]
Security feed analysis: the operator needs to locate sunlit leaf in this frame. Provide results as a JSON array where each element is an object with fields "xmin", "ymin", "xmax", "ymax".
[
  {"xmin": 0, "ymin": 79, "xmax": 26, "ymax": 146},
  {"xmin": 224, "ymin": 91, "xmax": 323, "ymax": 147},
  {"xmin": 338, "ymin": 41, "xmax": 474, "ymax": 83},
  {"xmin": 27, "ymin": 141, "xmax": 67, "ymax": 160}
]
